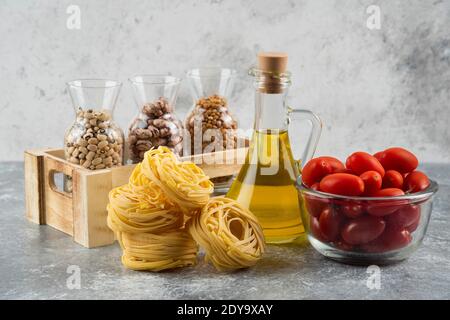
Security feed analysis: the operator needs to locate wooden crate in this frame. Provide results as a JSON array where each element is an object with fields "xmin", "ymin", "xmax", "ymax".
[{"xmin": 24, "ymin": 148, "xmax": 247, "ymax": 248}]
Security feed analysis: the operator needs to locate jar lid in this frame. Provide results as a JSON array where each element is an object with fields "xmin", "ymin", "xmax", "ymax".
[
  {"xmin": 257, "ymin": 52, "xmax": 288, "ymax": 74},
  {"xmin": 256, "ymin": 52, "xmax": 289, "ymax": 93}
]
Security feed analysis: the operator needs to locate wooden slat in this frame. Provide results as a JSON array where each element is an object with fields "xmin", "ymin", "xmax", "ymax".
[
  {"xmin": 24, "ymin": 150, "xmax": 45, "ymax": 224},
  {"xmin": 73, "ymin": 169, "xmax": 115, "ymax": 248},
  {"xmin": 43, "ymin": 156, "xmax": 74, "ymax": 236},
  {"xmin": 180, "ymin": 147, "xmax": 247, "ymax": 178}
]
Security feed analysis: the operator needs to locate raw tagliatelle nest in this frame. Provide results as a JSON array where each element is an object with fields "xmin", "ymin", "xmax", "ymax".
[
  {"xmin": 140, "ymin": 147, "xmax": 214, "ymax": 214},
  {"xmin": 117, "ymin": 230, "xmax": 198, "ymax": 271},
  {"xmin": 107, "ymin": 183, "xmax": 183, "ymax": 234},
  {"xmin": 188, "ymin": 197, "xmax": 266, "ymax": 272},
  {"xmin": 106, "ymin": 146, "xmax": 213, "ymax": 272},
  {"xmin": 107, "ymin": 146, "xmax": 266, "ymax": 272}
]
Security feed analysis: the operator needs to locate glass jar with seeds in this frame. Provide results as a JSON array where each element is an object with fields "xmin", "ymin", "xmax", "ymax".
[
  {"xmin": 64, "ymin": 79, "xmax": 124, "ymax": 191},
  {"xmin": 185, "ymin": 68, "xmax": 240, "ymax": 189},
  {"xmin": 127, "ymin": 75, "xmax": 183, "ymax": 163}
]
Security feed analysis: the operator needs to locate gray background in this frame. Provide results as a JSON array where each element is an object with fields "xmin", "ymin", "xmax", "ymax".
[{"xmin": 0, "ymin": 0, "xmax": 449, "ymax": 162}]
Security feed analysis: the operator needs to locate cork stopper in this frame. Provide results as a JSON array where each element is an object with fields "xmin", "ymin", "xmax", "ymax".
[
  {"xmin": 256, "ymin": 52, "xmax": 288, "ymax": 93},
  {"xmin": 257, "ymin": 52, "xmax": 288, "ymax": 74}
]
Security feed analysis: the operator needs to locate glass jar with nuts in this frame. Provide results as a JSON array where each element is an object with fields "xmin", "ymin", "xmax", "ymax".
[
  {"xmin": 127, "ymin": 75, "xmax": 183, "ymax": 163},
  {"xmin": 185, "ymin": 68, "xmax": 238, "ymax": 155},
  {"xmin": 185, "ymin": 68, "xmax": 239, "ymax": 188},
  {"xmin": 64, "ymin": 79, "xmax": 124, "ymax": 172}
]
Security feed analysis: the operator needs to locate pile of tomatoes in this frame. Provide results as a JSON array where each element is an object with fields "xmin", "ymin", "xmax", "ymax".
[{"xmin": 302, "ymin": 147, "xmax": 431, "ymax": 253}]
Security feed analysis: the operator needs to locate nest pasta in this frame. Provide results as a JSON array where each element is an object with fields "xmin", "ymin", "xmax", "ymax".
[
  {"xmin": 106, "ymin": 147, "xmax": 265, "ymax": 272},
  {"xmin": 140, "ymin": 147, "xmax": 214, "ymax": 214},
  {"xmin": 128, "ymin": 163, "xmax": 173, "ymax": 208},
  {"xmin": 188, "ymin": 197, "xmax": 266, "ymax": 272},
  {"xmin": 107, "ymin": 184, "xmax": 183, "ymax": 234},
  {"xmin": 117, "ymin": 230, "xmax": 198, "ymax": 271}
]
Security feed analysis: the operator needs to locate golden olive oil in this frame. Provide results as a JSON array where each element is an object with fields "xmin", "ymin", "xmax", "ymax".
[{"xmin": 227, "ymin": 129, "xmax": 304, "ymax": 243}]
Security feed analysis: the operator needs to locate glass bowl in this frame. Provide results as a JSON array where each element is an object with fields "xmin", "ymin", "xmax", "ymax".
[{"xmin": 296, "ymin": 178, "xmax": 438, "ymax": 265}]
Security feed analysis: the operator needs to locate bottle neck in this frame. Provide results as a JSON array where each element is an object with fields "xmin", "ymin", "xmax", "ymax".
[{"xmin": 254, "ymin": 89, "xmax": 288, "ymax": 131}]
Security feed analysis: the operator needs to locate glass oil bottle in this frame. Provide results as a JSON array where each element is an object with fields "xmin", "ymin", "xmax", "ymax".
[{"xmin": 227, "ymin": 52, "xmax": 322, "ymax": 244}]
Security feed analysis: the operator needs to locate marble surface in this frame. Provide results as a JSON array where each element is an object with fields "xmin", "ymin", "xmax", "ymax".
[
  {"xmin": 0, "ymin": 162, "xmax": 449, "ymax": 300},
  {"xmin": 1, "ymin": 0, "xmax": 450, "ymax": 162}
]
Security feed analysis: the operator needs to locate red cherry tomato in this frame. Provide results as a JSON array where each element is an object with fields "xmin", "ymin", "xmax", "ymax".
[
  {"xmin": 304, "ymin": 182, "xmax": 328, "ymax": 217},
  {"xmin": 360, "ymin": 171, "xmax": 382, "ymax": 195},
  {"xmin": 366, "ymin": 188, "xmax": 406, "ymax": 216},
  {"xmin": 373, "ymin": 151, "xmax": 385, "ymax": 159},
  {"xmin": 320, "ymin": 173, "xmax": 365, "ymax": 196},
  {"xmin": 310, "ymin": 216, "xmax": 327, "ymax": 242},
  {"xmin": 406, "ymin": 217, "xmax": 420, "ymax": 233},
  {"xmin": 346, "ymin": 152, "xmax": 385, "ymax": 177},
  {"xmin": 372, "ymin": 188, "xmax": 405, "ymax": 197},
  {"xmin": 375, "ymin": 147, "xmax": 418, "ymax": 174},
  {"xmin": 310, "ymin": 182, "xmax": 320, "ymax": 190},
  {"xmin": 341, "ymin": 216, "xmax": 386, "ymax": 245},
  {"xmin": 366, "ymin": 204, "xmax": 401, "ymax": 217},
  {"xmin": 362, "ymin": 227, "xmax": 412, "ymax": 253},
  {"xmin": 404, "ymin": 171, "xmax": 430, "ymax": 193},
  {"xmin": 318, "ymin": 156, "xmax": 345, "ymax": 173},
  {"xmin": 319, "ymin": 208, "xmax": 343, "ymax": 241},
  {"xmin": 382, "ymin": 170, "xmax": 404, "ymax": 189},
  {"xmin": 385, "ymin": 204, "xmax": 421, "ymax": 230},
  {"xmin": 338, "ymin": 201, "xmax": 364, "ymax": 219},
  {"xmin": 302, "ymin": 158, "xmax": 332, "ymax": 187},
  {"xmin": 304, "ymin": 194, "xmax": 327, "ymax": 218},
  {"xmin": 382, "ymin": 229, "xmax": 412, "ymax": 251},
  {"xmin": 366, "ymin": 202, "xmax": 406, "ymax": 217},
  {"xmin": 334, "ymin": 168, "xmax": 356, "ymax": 175}
]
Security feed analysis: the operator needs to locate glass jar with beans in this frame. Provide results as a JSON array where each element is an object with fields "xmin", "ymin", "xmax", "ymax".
[
  {"xmin": 185, "ymin": 68, "xmax": 238, "ymax": 156},
  {"xmin": 127, "ymin": 75, "xmax": 183, "ymax": 163},
  {"xmin": 185, "ymin": 68, "xmax": 239, "ymax": 189},
  {"xmin": 64, "ymin": 79, "xmax": 124, "ymax": 173}
]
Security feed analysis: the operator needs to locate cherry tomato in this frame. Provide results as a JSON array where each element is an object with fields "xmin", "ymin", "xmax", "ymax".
[
  {"xmin": 385, "ymin": 204, "xmax": 421, "ymax": 230},
  {"xmin": 404, "ymin": 171, "xmax": 430, "ymax": 193},
  {"xmin": 318, "ymin": 156, "xmax": 345, "ymax": 173},
  {"xmin": 341, "ymin": 216, "xmax": 386, "ymax": 245},
  {"xmin": 319, "ymin": 208, "xmax": 344, "ymax": 241},
  {"xmin": 366, "ymin": 188, "xmax": 406, "ymax": 216},
  {"xmin": 334, "ymin": 168, "xmax": 356, "ymax": 175},
  {"xmin": 320, "ymin": 173, "xmax": 365, "ymax": 196},
  {"xmin": 382, "ymin": 170, "xmax": 404, "ymax": 189},
  {"xmin": 373, "ymin": 151, "xmax": 385, "ymax": 159},
  {"xmin": 310, "ymin": 216, "xmax": 327, "ymax": 242},
  {"xmin": 304, "ymin": 194, "xmax": 327, "ymax": 217},
  {"xmin": 366, "ymin": 202, "xmax": 405, "ymax": 217},
  {"xmin": 366, "ymin": 204, "xmax": 401, "ymax": 216},
  {"xmin": 362, "ymin": 227, "xmax": 412, "ymax": 253},
  {"xmin": 338, "ymin": 201, "xmax": 364, "ymax": 219},
  {"xmin": 302, "ymin": 158, "xmax": 332, "ymax": 187},
  {"xmin": 346, "ymin": 152, "xmax": 385, "ymax": 177},
  {"xmin": 360, "ymin": 171, "xmax": 382, "ymax": 195},
  {"xmin": 310, "ymin": 182, "xmax": 320, "ymax": 191},
  {"xmin": 381, "ymin": 228, "xmax": 412, "ymax": 251},
  {"xmin": 375, "ymin": 147, "xmax": 418, "ymax": 174},
  {"xmin": 406, "ymin": 217, "xmax": 420, "ymax": 233},
  {"xmin": 372, "ymin": 188, "xmax": 405, "ymax": 197}
]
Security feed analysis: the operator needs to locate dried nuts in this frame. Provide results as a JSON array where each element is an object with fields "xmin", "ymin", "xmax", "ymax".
[
  {"xmin": 127, "ymin": 97, "xmax": 183, "ymax": 163},
  {"xmin": 185, "ymin": 94, "xmax": 238, "ymax": 155},
  {"xmin": 64, "ymin": 108, "xmax": 124, "ymax": 170}
]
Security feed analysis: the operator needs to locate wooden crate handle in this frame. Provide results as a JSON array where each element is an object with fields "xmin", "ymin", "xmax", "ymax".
[
  {"xmin": 47, "ymin": 169, "xmax": 72, "ymax": 198},
  {"xmin": 42, "ymin": 154, "xmax": 75, "ymax": 236}
]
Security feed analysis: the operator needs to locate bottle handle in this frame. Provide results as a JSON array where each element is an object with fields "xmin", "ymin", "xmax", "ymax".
[{"xmin": 287, "ymin": 107, "xmax": 322, "ymax": 168}]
